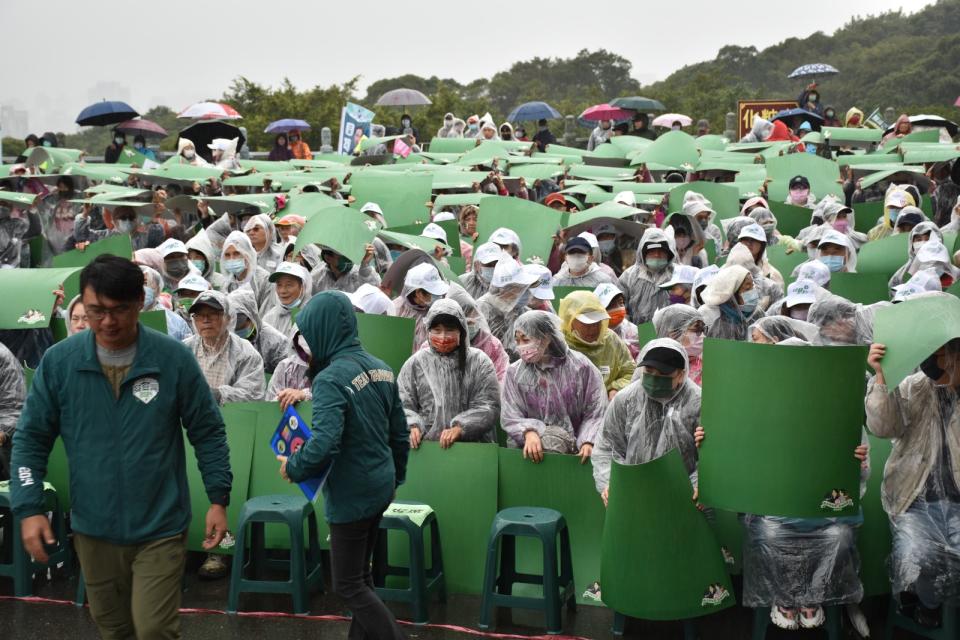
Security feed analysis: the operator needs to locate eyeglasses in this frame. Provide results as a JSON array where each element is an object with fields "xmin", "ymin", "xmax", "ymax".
[{"xmin": 85, "ymin": 303, "xmax": 135, "ymax": 321}]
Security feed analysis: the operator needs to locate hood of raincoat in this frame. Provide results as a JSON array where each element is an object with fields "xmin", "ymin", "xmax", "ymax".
[
  {"xmin": 883, "ymin": 188, "xmax": 916, "ymax": 228},
  {"xmin": 681, "ymin": 191, "xmax": 716, "ymax": 225},
  {"xmin": 191, "ymin": 290, "xmax": 236, "ymax": 341},
  {"xmin": 446, "ymin": 285, "xmax": 492, "ymax": 341},
  {"xmin": 700, "ymin": 264, "xmax": 750, "ymax": 307},
  {"xmin": 227, "ymin": 287, "xmax": 262, "ymax": 332},
  {"xmin": 558, "ymin": 290, "xmax": 610, "ymax": 348},
  {"xmin": 423, "ymin": 298, "xmax": 468, "ymax": 349},
  {"xmin": 140, "ymin": 265, "xmax": 165, "ymax": 310},
  {"xmin": 639, "ymin": 226, "xmax": 676, "ymax": 262},
  {"xmin": 243, "ymin": 213, "xmax": 277, "ymax": 255},
  {"xmin": 635, "ymin": 338, "xmax": 689, "ymax": 403},
  {"xmin": 664, "ymin": 212, "xmax": 706, "ymax": 252},
  {"xmin": 750, "ymin": 117, "xmax": 774, "ymax": 142},
  {"xmin": 133, "ymin": 248, "xmax": 164, "ymax": 274},
  {"xmin": 186, "ymin": 230, "xmax": 219, "ymax": 280},
  {"xmin": 65, "ymin": 295, "xmax": 84, "ymax": 336},
  {"xmin": 220, "ymin": 230, "xmax": 258, "ymax": 285},
  {"xmin": 740, "ymin": 196, "xmax": 769, "ymax": 216},
  {"xmin": 820, "ymin": 200, "xmax": 855, "ymax": 226},
  {"xmin": 514, "ymin": 310, "xmax": 569, "ymax": 360},
  {"xmin": 907, "ymin": 221, "xmax": 943, "ymax": 260},
  {"xmin": 177, "ymin": 138, "xmax": 196, "ymax": 155},
  {"xmin": 652, "ymin": 304, "xmax": 702, "ymax": 340},
  {"xmin": 818, "ymin": 229, "xmax": 859, "ymax": 272},
  {"xmin": 892, "ymin": 114, "xmax": 911, "ymax": 136},
  {"xmin": 844, "ymin": 107, "xmax": 864, "ymax": 127},
  {"xmin": 298, "ymin": 243, "xmax": 323, "ymax": 271},
  {"xmin": 499, "ymin": 122, "xmax": 515, "ymax": 140},
  {"xmin": 807, "ymin": 294, "xmax": 875, "ymax": 346},
  {"xmin": 726, "ymin": 241, "xmax": 761, "ymax": 275},
  {"xmin": 723, "ymin": 216, "xmax": 756, "ymax": 247},
  {"xmin": 747, "ymin": 316, "xmax": 819, "ymax": 343},
  {"xmin": 295, "ymin": 290, "xmax": 363, "ymax": 371}
]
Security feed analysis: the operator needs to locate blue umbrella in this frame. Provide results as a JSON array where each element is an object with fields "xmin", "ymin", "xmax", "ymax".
[
  {"xmin": 772, "ymin": 108, "xmax": 824, "ymax": 131},
  {"xmin": 787, "ymin": 63, "xmax": 839, "ymax": 79},
  {"xmin": 265, "ymin": 118, "xmax": 311, "ymax": 133},
  {"xmin": 75, "ymin": 100, "xmax": 139, "ymax": 127},
  {"xmin": 507, "ymin": 101, "xmax": 561, "ymax": 123}
]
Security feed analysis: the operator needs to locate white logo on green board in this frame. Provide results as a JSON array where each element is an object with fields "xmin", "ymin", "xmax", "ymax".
[
  {"xmin": 132, "ymin": 377, "xmax": 159, "ymax": 404},
  {"xmin": 17, "ymin": 309, "xmax": 46, "ymax": 325},
  {"xmin": 820, "ymin": 488, "xmax": 854, "ymax": 512},
  {"xmin": 701, "ymin": 583, "xmax": 730, "ymax": 607}
]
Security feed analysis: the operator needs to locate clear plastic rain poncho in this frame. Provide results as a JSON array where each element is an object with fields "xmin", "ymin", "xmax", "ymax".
[
  {"xmin": 262, "ymin": 263, "xmax": 314, "ymax": 338},
  {"xmin": 0, "ymin": 341, "xmax": 25, "ymax": 446},
  {"xmin": 725, "ymin": 243, "xmax": 784, "ymax": 311},
  {"xmin": 243, "ymin": 213, "xmax": 285, "ymax": 272},
  {"xmin": 865, "ymin": 334, "xmax": 960, "ymax": 608},
  {"xmin": 821, "ymin": 201, "xmax": 869, "ymax": 249},
  {"xmin": 681, "ymin": 190, "xmax": 723, "ymax": 252},
  {"xmin": 140, "ymin": 265, "xmax": 192, "ymax": 341},
  {"xmin": 558, "ymin": 291, "xmax": 636, "ymax": 393},
  {"xmin": 397, "ymin": 299, "xmax": 500, "ymax": 443},
  {"xmin": 185, "ymin": 230, "xmax": 228, "ymax": 291},
  {"xmin": 652, "ymin": 304, "xmax": 704, "ymax": 385},
  {"xmin": 741, "ymin": 335, "xmax": 867, "ymax": 609},
  {"xmin": 501, "ymin": 311, "xmax": 607, "ymax": 452},
  {"xmin": 618, "ymin": 227, "xmax": 676, "ymax": 324},
  {"xmin": 310, "ymin": 248, "xmax": 381, "ymax": 294},
  {"xmin": 446, "ymin": 286, "xmax": 509, "ymax": 382},
  {"xmin": 458, "ymin": 242, "xmax": 499, "ymax": 299},
  {"xmin": 393, "ymin": 266, "xmax": 450, "ymax": 352},
  {"xmin": 806, "ymin": 295, "xmax": 875, "ymax": 346},
  {"xmin": 266, "ymin": 335, "xmax": 312, "ymax": 402},
  {"xmin": 227, "ymin": 287, "xmax": 291, "ymax": 374},
  {"xmin": 888, "ymin": 221, "xmax": 945, "ymax": 291},
  {"xmin": 183, "ymin": 290, "xmax": 266, "ymax": 404},
  {"xmin": 747, "ymin": 316, "xmax": 819, "ymax": 344},
  {"xmin": 220, "ymin": 230, "xmax": 273, "ymax": 313},
  {"xmin": 592, "ymin": 338, "xmax": 700, "ymax": 492},
  {"xmin": 476, "ymin": 267, "xmax": 532, "ymax": 362},
  {"xmin": 699, "ymin": 265, "xmax": 766, "ymax": 341}
]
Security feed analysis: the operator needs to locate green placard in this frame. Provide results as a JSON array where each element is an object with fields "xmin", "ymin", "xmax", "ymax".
[
  {"xmin": 872, "ymin": 294, "xmax": 960, "ymax": 390},
  {"xmin": 669, "ymin": 182, "xmax": 741, "ymax": 221},
  {"xmin": 766, "ymin": 244, "xmax": 808, "ymax": 282},
  {"xmin": 292, "ymin": 207, "xmax": 378, "ymax": 265},
  {"xmin": 855, "ymin": 233, "xmax": 909, "ymax": 278},
  {"xmin": 550, "ymin": 286, "xmax": 594, "ymax": 312},
  {"xmin": 348, "ymin": 171, "xmax": 434, "ymax": 227},
  {"xmin": 637, "ymin": 321, "xmax": 656, "ymax": 351},
  {"xmin": 0, "ymin": 267, "xmax": 80, "ymax": 329},
  {"xmin": 699, "ymin": 340, "xmax": 867, "ymax": 518},
  {"xmin": 497, "ymin": 448, "xmax": 606, "ymax": 604},
  {"xmin": 388, "ymin": 219, "xmax": 461, "ymax": 257},
  {"xmin": 356, "ymin": 313, "xmax": 415, "ymax": 373},
  {"xmin": 858, "ymin": 434, "xmax": 893, "ymax": 596},
  {"xmin": 829, "ymin": 272, "xmax": 891, "ymax": 305},
  {"xmin": 629, "ymin": 131, "xmax": 699, "ymax": 171},
  {"xmin": 51, "ymin": 233, "xmax": 133, "ymax": 269},
  {"xmin": 852, "ymin": 201, "xmax": 884, "ymax": 234},
  {"xmin": 476, "ymin": 196, "xmax": 565, "ymax": 265},
  {"xmin": 447, "ymin": 256, "xmax": 467, "ymax": 276},
  {"xmin": 601, "ymin": 451, "xmax": 735, "ymax": 620},
  {"xmin": 768, "ymin": 201, "xmax": 814, "ymax": 239},
  {"xmin": 427, "ymin": 138, "xmax": 477, "ymax": 154},
  {"xmin": 764, "ymin": 153, "xmax": 843, "ymax": 203},
  {"xmin": 141, "ymin": 310, "xmax": 168, "ymax": 334},
  {"xmin": 396, "ymin": 442, "xmax": 500, "ymax": 594}
]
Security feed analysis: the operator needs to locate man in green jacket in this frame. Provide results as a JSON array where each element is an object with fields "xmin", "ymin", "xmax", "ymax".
[
  {"xmin": 278, "ymin": 290, "xmax": 409, "ymax": 639},
  {"xmin": 11, "ymin": 255, "xmax": 232, "ymax": 640}
]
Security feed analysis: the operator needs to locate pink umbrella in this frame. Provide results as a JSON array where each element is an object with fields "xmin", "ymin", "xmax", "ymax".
[
  {"xmin": 580, "ymin": 103, "xmax": 633, "ymax": 122},
  {"xmin": 177, "ymin": 101, "xmax": 242, "ymax": 120},
  {"xmin": 115, "ymin": 118, "xmax": 168, "ymax": 138},
  {"xmin": 955, "ymin": 96, "xmax": 960, "ymax": 107},
  {"xmin": 652, "ymin": 113, "xmax": 693, "ymax": 128}
]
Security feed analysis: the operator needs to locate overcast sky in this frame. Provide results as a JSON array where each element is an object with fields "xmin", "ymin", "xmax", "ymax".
[{"xmin": 0, "ymin": 0, "xmax": 933, "ymax": 136}]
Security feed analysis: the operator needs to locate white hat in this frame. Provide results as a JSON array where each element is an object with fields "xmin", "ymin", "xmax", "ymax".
[
  {"xmin": 693, "ymin": 264, "xmax": 719, "ymax": 292},
  {"xmin": 906, "ymin": 267, "xmax": 944, "ymax": 293},
  {"xmin": 785, "ymin": 279, "xmax": 818, "ymax": 308},
  {"xmin": 915, "ymin": 239, "xmax": 951, "ymax": 266},
  {"xmin": 422, "ymin": 222, "xmax": 448, "ymax": 244},
  {"xmin": 575, "ymin": 309, "xmax": 609, "ymax": 324},
  {"xmin": 492, "ymin": 257, "xmax": 539, "ymax": 288},
  {"xmin": 360, "ymin": 202, "xmax": 383, "ymax": 216},
  {"xmin": 885, "ymin": 190, "xmax": 910, "ymax": 208},
  {"xmin": 523, "ymin": 264, "xmax": 554, "ymax": 300},
  {"xmin": 432, "ymin": 211, "xmax": 456, "ymax": 222},
  {"xmin": 488, "ymin": 227, "xmax": 520, "ymax": 248},
  {"xmin": 682, "ymin": 191, "xmax": 714, "ymax": 218},
  {"xmin": 474, "ymin": 242, "xmax": 504, "ymax": 265},
  {"xmin": 174, "ymin": 273, "xmax": 210, "ymax": 293},
  {"xmin": 613, "ymin": 190, "xmax": 636, "ymax": 207},
  {"xmin": 268, "ymin": 260, "xmax": 311, "ymax": 284},
  {"xmin": 157, "ymin": 238, "xmax": 188, "ymax": 258},
  {"xmin": 738, "ymin": 223, "xmax": 767, "ymax": 243},
  {"xmin": 794, "ymin": 260, "xmax": 831, "ymax": 287},
  {"xmin": 348, "ymin": 283, "xmax": 395, "ymax": 315},
  {"xmin": 206, "ymin": 138, "xmax": 232, "ymax": 151},
  {"xmin": 577, "ymin": 231, "xmax": 599, "ymax": 249},
  {"xmin": 404, "ymin": 262, "xmax": 450, "ymax": 296},
  {"xmin": 593, "ymin": 282, "xmax": 624, "ymax": 308},
  {"xmin": 660, "ymin": 265, "xmax": 701, "ymax": 289}
]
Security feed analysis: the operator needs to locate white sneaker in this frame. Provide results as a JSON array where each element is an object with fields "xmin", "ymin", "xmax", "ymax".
[
  {"xmin": 770, "ymin": 606, "xmax": 799, "ymax": 630},
  {"xmin": 799, "ymin": 606, "xmax": 825, "ymax": 629},
  {"xmin": 846, "ymin": 603, "xmax": 871, "ymax": 637}
]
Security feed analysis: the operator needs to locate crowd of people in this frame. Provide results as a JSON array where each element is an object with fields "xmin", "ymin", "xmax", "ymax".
[{"xmin": 2, "ymin": 96, "xmax": 959, "ymax": 637}]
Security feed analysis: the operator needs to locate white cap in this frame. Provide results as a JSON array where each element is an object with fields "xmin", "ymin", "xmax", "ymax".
[
  {"xmin": 575, "ymin": 309, "xmax": 609, "ymax": 324},
  {"xmin": 157, "ymin": 238, "xmax": 188, "ymax": 258},
  {"xmin": 474, "ymin": 242, "xmax": 503, "ymax": 266},
  {"xmin": 738, "ymin": 223, "xmax": 767, "ymax": 243},
  {"xmin": 885, "ymin": 190, "xmax": 910, "ymax": 208},
  {"xmin": 206, "ymin": 138, "xmax": 231, "ymax": 151},
  {"xmin": 785, "ymin": 279, "xmax": 818, "ymax": 308},
  {"xmin": 693, "ymin": 264, "xmax": 719, "ymax": 291},
  {"xmin": 488, "ymin": 227, "xmax": 520, "ymax": 248},
  {"xmin": 175, "ymin": 273, "xmax": 210, "ymax": 293},
  {"xmin": 577, "ymin": 231, "xmax": 599, "ymax": 249},
  {"xmin": 422, "ymin": 222, "xmax": 448, "ymax": 244},
  {"xmin": 819, "ymin": 229, "xmax": 850, "ymax": 249},
  {"xmin": 613, "ymin": 190, "xmax": 636, "ymax": 207},
  {"xmin": 795, "ymin": 260, "xmax": 831, "ymax": 287},
  {"xmin": 360, "ymin": 202, "xmax": 383, "ymax": 216},
  {"xmin": 660, "ymin": 265, "xmax": 701, "ymax": 289},
  {"xmin": 492, "ymin": 257, "xmax": 539, "ymax": 288},
  {"xmin": 348, "ymin": 283, "xmax": 395, "ymax": 315},
  {"xmin": 915, "ymin": 239, "xmax": 951, "ymax": 266},
  {"xmin": 523, "ymin": 264, "xmax": 555, "ymax": 300},
  {"xmin": 908, "ymin": 267, "xmax": 945, "ymax": 292},
  {"xmin": 268, "ymin": 260, "xmax": 311, "ymax": 284},
  {"xmin": 432, "ymin": 211, "xmax": 456, "ymax": 222},
  {"xmin": 404, "ymin": 262, "xmax": 450, "ymax": 296},
  {"xmin": 593, "ymin": 282, "xmax": 624, "ymax": 308}
]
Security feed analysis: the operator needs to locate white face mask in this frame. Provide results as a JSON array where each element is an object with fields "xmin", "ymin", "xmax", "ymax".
[
  {"xmin": 566, "ymin": 254, "xmax": 589, "ymax": 273},
  {"xmin": 913, "ymin": 240, "xmax": 927, "ymax": 253},
  {"xmin": 183, "ymin": 149, "xmax": 196, "ymax": 159}
]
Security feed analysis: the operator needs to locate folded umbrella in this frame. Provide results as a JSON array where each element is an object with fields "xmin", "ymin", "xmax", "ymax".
[
  {"xmin": 178, "ymin": 101, "xmax": 242, "ymax": 120},
  {"xmin": 507, "ymin": 101, "xmax": 561, "ymax": 122},
  {"xmin": 76, "ymin": 100, "xmax": 139, "ymax": 127},
  {"xmin": 115, "ymin": 118, "xmax": 167, "ymax": 138},
  {"xmin": 265, "ymin": 119, "xmax": 311, "ymax": 133}
]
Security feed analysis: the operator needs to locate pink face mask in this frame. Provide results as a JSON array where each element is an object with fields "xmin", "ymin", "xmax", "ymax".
[
  {"xmin": 517, "ymin": 340, "xmax": 544, "ymax": 364},
  {"xmin": 832, "ymin": 219, "xmax": 849, "ymax": 233},
  {"xmin": 684, "ymin": 332, "xmax": 704, "ymax": 358},
  {"xmin": 789, "ymin": 187, "xmax": 810, "ymax": 205}
]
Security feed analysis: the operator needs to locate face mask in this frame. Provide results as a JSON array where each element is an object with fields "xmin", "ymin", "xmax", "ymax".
[
  {"xmin": 808, "ymin": 93, "xmax": 818, "ymax": 102},
  {"xmin": 912, "ymin": 240, "xmax": 926, "ymax": 254},
  {"xmin": 42, "ymin": 140, "xmax": 52, "ymax": 147},
  {"xmin": 479, "ymin": 265, "xmax": 495, "ymax": 282},
  {"xmin": 566, "ymin": 254, "xmax": 588, "ymax": 272},
  {"xmin": 281, "ymin": 297, "xmax": 302, "ymax": 311},
  {"xmin": 607, "ymin": 307, "xmax": 626, "ymax": 328},
  {"xmin": 234, "ymin": 324, "xmax": 254, "ymax": 340},
  {"xmin": 761, "ymin": 222, "xmax": 776, "ymax": 235},
  {"xmin": 641, "ymin": 372, "xmax": 676, "ymax": 399},
  {"xmin": 134, "ymin": 142, "xmax": 144, "ymax": 150},
  {"xmin": 183, "ymin": 149, "xmax": 196, "ymax": 159},
  {"xmin": 114, "ymin": 136, "xmax": 124, "ymax": 145},
  {"xmin": 919, "ymin": 352, "xmax": 945, "ymax": 382},
  {"xmin": 223, "ymin": 258, "xmax": 247, "ymax": 275},
  {"xmin": 684, "ymin": 332, "xmax": 704, "ymax": 358},
  {"xmin": 739, "ymin": 288, "xmax": 760, "ymax": 315},
  {"xmin": 789, "ymin": 308, "xmax": 809, "ymax": 321},
  {"xmin": 697, "ymin": 217, "xmax": 709, "ymax": 230},
  {"xmin": 165, "ymin": 259, "xmax": 190, "ymax": 279},
  {"xmin": 142, "ymin": 286, "xmax": 157, "ymax": 310},
  {"xmin": 789, "ymin": 188, "xmax": 810, "ymax": 205},
  {"xmin": 389, "ymin": 249, "xmax": 403, "ymax": 262},
  {"xmin": 675, "ymin": 235, "xmax": 691, "ymax": 250},
  {"xmin": 116, "ymin": 219, "xmax": 136, "ymax": 234},
  {"xmin": 819, "ymin": 255, "xmax": 844, "ymax": 273},
  {"xmin": 191, "ymin": 259, "xmax": 207, "ymax": 272},
  {"xmin": 646, "ymin": 257, "xmax": 668, "ymax": 272},
  {"xmin": 887, "ymin": 207, "xmax": 901, "ymax": 223},
  {"xmin": 517, "ymin": 340, "xmax": 544, "ymax": 364},
  {"xmin": 671, "ymin": 125, "xmax": 681, "ymax": 131},
  {"xmin": 669, "ymin": 293, "xmax": 687, "ymax": 305},
  {"xmin": 289, "ymin": 135, "xmax": 299, "ymax": 142},
  {"xmin": 833, "ymin": 220, "xmax": 849, "ymax": 233},
  {"xmin": 402, "ymin": 120, "xmax": 411, "ymax": 127},
  {"xmin": 598, "ymin": 239, "xmax": 615, "ymax": 254},
  {"xmin": 467, "ymin": 321, "xmax": 480, "ymax": 341},
  {"xmin": 468, "ymin": 123, "xmax": 478, "ymax": 132}
]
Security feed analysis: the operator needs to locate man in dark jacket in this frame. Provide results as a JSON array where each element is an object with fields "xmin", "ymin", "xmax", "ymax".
[
  {"xmin": 12, "ymin": 255, "xmax": 232, "ymax": 639},
  {"xmin": 628, "ymin": 113, "xmax": 657, "ymax": 140},
  {"xmin": 279, "ymin": 290, "xmax": 409, "ymax": 639},
  {"xmin": 532, "ymin": 118, "xmax": 557, "ymax": 152}
]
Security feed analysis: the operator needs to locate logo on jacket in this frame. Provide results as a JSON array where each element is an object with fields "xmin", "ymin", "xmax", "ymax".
[{"xmin": 132, "ymin": 377, "xmax": 159, "ymax": 404}]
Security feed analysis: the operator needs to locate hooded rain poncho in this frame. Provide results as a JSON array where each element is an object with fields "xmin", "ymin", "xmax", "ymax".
[
  {"xmin": 446, "ymin": 286, "xmax": 509, "ymax": 382},
  {"xmin": 243, "ymin": 214, "xmax": 285, "ymax": 273},
  {"xmin": 699, "ymin": 265, "xmax": 765, "ymax": 341},
  {"xmin": 262, "ymin": 264, "xmax": 314, "ymax": 339},
  {"xmin": 220, "ymin": 231, "xmax": 273, "ymax": 312},
  {"xmin": 618, "ymin": 228, "xmax": 677, "ymax": 324},
  {"xmin": 558, "ymin": 291, "xmax": 635, "ymax": 393},
  {"xmin": 227, "ymin": 287, "xmax": 291, "ymax": 374}
]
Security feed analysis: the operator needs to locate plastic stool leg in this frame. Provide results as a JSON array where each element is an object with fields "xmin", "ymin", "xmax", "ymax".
[
  {"xmin": 408, "ymin": 524, "xmax": 429, "ymax": 624},
  {"xmin": 683, "ymin": 618, "xmax": 698, "ymax": 640},
  {"xmin": 825, "ymin": 605, "xmax": 842, "ymax": 640},
  {"xmin": 751, "ymin": 607, "xmax": 768, "ymax": 640},
  {"xmin": 430, "ymin": 519, "xmax": 446, "ymax": 603},
  {"xmin": 611, "ymin": 611, "xmax": 626, "ymax": 636},
  {"xmin": 560, "ymin": 525, "xmax": 576, "ymax": 612},
  {"xmin": 478, "ymin": 531, "xmax": 500, "ymax": 631},
  {"xmin": 497, "ymin": 535, "xmax": 516, "ymax": 596},
  {"xmin": 289, "ymin": 522, "xmax": 309, "ymax": 615},
  {"xmin": 226, "ymin": 516, "xmax": 249, "ymax": 614},
  {"xmin": 543, "ymin": 531, "xmax": 562, "ymax": 634}
]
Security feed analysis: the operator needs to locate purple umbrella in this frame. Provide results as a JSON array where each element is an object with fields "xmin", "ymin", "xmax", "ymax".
[
  {"xmin": 115, "ymin": 118, "xmax": 168, "ymax": 138},
  {"xmin": 265, "ymin": 119, "xmax": 311, "ymax": 133}
]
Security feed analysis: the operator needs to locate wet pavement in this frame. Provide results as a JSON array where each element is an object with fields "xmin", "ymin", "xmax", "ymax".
[{"xmin": 0, "ymin": 552, "xmax": 928, "ymax": 639}]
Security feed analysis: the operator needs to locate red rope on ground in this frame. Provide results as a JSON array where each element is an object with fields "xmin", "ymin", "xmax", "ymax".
[{"xmin": 0, "ymin": 595, "xmax": 593, "ymax": 640}]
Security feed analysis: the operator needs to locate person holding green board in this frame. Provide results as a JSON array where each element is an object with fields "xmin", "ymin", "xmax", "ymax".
[{"xmin": 867, "ymin": 338, "xmax": 960, "ymax": 629}]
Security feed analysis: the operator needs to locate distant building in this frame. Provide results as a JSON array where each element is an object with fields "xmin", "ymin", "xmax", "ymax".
[{"xmin": 0, "ymin": 105, "xmax": 29, "ymax": 139}]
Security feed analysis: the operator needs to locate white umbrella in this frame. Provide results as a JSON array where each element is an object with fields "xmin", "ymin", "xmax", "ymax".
[
  {"xmin": 652, "ymin": 113, "xmax": 693, "ymax": 128},
  {"xmin": 177, "ymin": 101, "xmax": 242, "ymax": 120}
]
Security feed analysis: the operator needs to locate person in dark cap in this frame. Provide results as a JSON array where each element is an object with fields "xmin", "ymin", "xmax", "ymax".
[
  {"xmin": 628, "ymin": 113, "xmax": 657, "ymax": 140},
  {"xmin": 532, "ymin": 118, "xmax": 556, "ymax": 153}
]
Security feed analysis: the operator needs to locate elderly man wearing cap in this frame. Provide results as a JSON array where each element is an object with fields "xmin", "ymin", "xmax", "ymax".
[
  {"xmin": 618, "ymin": 227, "xmax": 677, "ymax": 324},
  {"xmin": 262, "ymin": 262, "xmax": 314, "ymax": 338},
  {"xmin": 593, "ymin": 338, "xmax": 700, "ymax": 506},
  {"xmin": 552, "ymin": 236, "xmax": 618, "ymax": 288},
  {"xmin": 786, "ymin": 175, "xmax": 816, "ymax": 209},
  {"xmin": 594, "ymin": 283, "xmax": 640, "ymax": 359},
  {"xmin": 274, "ymin": 214, "xmax": 306, "ymax": 244},
  {"xmin": 393, "ymin": 262, "xmax": 451, "ymax": 352},
  {"xmin": 558, "ymin": 291, "xmax": 635, "ymax": 399},
  {"xmin": 477, "ymin": 257, "xmax": 541, "ymax": 360}
]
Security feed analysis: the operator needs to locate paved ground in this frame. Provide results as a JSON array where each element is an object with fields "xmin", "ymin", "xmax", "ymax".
[{"xmin": 0, "ymin": 551, "xmax": 930, "ymax": 639}]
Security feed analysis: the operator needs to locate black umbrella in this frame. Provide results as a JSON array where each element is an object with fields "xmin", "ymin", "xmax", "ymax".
[
  {"xmin": 76, "ymin": 100, "xmax": 139, "ymax": 127},
  {"xmin": 177, "ymin": 120, "xmax": 245, "ymax": 163}
]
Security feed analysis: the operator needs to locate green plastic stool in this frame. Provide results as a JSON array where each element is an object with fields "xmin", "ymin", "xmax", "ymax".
[
  {"xmin": 884, "ymin": 597, "xmax": 958, "ymax": 640},
  {"xmin": 372, "ymin": 501, "xmax": 447, "ymax": 624},
  {"xmin": 0, "ymin": 481, "xmax": 73, "ymax": 597},
  {"xmin": 612, "ymin": 612, "xmax": 698, "ymax": 638},
  {"xmin": 478, "ymin": 507, "xmax": 576, "ymax": 634},
  {"xmin": 752, "ymin": 606, "xmax": 842, "ymax": 639},
  {"xmin": 226, "ymin": 495, "xmax": 324, "ymax": 615}
]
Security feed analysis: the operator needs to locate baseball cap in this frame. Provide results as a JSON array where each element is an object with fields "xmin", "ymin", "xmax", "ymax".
[
  {"xmin": 693, "ymin": 264, "xmax": 720, "ymax": 292},
  {"xmin": 578, "ymin": 232, "xmax": 599, "ymax": 249},
  {"xmin": 638, "ymin": 346, "xmax": 686, "ymax": 374},
  {"xmin": 474, "ymin": 242, "xmax": 504, "ymax": 265},
  {"xmin": 896, "ymin": 211, "xmax": 924, "ymax": 228},
  {"xmin": 789, "ymin": 175, "xmax": 810, "ymax": 189},
  {"xmin": 523, "ymin": 264, "xmax": 555, "ymax": 300},
  {"xmin": 488, "ymin": 227, "xmax": 519, "ymax": 248},
  {"xmin": 660, "ymin": 265, "xmax": 701, "ymax": 289},
  {"xmin": 544, "ymin": 193, "xmax": 567, "ymax": 208},
  {"xmin": 432, "ymin": 211, "xmax": 456, "ymax": 222},
  {"xmin": 565, "ymin": 237, "xmax": 592, "ymax": 254},
  {"xmin": 268, "ymin": 261, "xmax": 311, "ymax": 284},
  {"xmin": 275, "ymin": 214, "xmax": 306, "ymax": 227},
  {"xmin": 738, "ymin": 223, "xmax": 767, "ymax": 243},
  {"xmin": 157, "ymin": 238, "xmax": 188, "ymax": 258},
  {"xmin": 492, "ymin": 257, "xmax": 539, "ymax": 289},
  {"xmin": 404, "ymin": 263, "xmax": 449, "ymax": 296},
  {"xmin": 795, "ymin": 260, "xmax": 831, "ymax": 287},
  {"xmin": 348, "ymin": 283, "xmax": 395, "ymax": 315},
  {"xmin": 593, "ymin": 283, "xmax": 624, "ymax": 308},
  {"xmin": 785, "ymin": 279, "xmax": 818, "ymax": 308},
  {"xmin": 613, "ymin": 190, "xmax": 636, "ymax": 207},
  {"xmin": 191, "ymin": 291, "xmax": 224, "ymax": 313},
  {"xmin": 174, "ymin": 273, "xmax": 210, "ymax": 294},
  {"xmin": 575, "ymin": 308, "xmax": 609, "ymax": 324},
  {"xmin": 360, "ymin": 202, "xmax": 383, "ymax": 216},
  {"xmin": 422, "ymin": 222, "xmax": 448, "ymax": 244}
]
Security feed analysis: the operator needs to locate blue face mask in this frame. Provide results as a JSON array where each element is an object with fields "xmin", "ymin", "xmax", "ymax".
[
  {"xmin": 887, "ymin": 207, "xmax": 901, "ymax": 223},
  {"xmin": 739, "ymin": 288, "xmax": 759, "ymax": 315},
  {"xmin": 389, "ymin": 249, "xmax": 404, "ymax": 262},
  {"xmin": 143, "ymin": 286, "xmax": 156, "ymax": 310},
  {"xmin": 479, "ymin": 266, "xmax": 495, "ymax": 282},
  {"xmin": 280, "ymin": 297, "xmax": 302, "ymax": 311},
  {"xmin": 819, "ymin": 255, "xmax": 844, "ymax": 273},
  {"xmin": 223, "ymin": 258, "xmax": 246, "ymax": 275},
  {"xmin": 234, "ymin": 324, "xmax": 254, "ymax": 339},
  {"xmin": 190, "ymin": 259, "xmax": 207, "ymax": 272},
  {"xmin": 116, "ymin": 219, "xmax": 136, "ymax": 234}
]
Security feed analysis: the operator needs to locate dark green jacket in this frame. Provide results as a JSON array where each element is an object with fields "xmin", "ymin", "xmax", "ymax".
[
  {"xmin": 286, "ymin": 291, "xmax": 409, "ymax": 524},
  {"xmin": 11, "ymin": 324, "xmax": 231, "ymax": 545}
]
